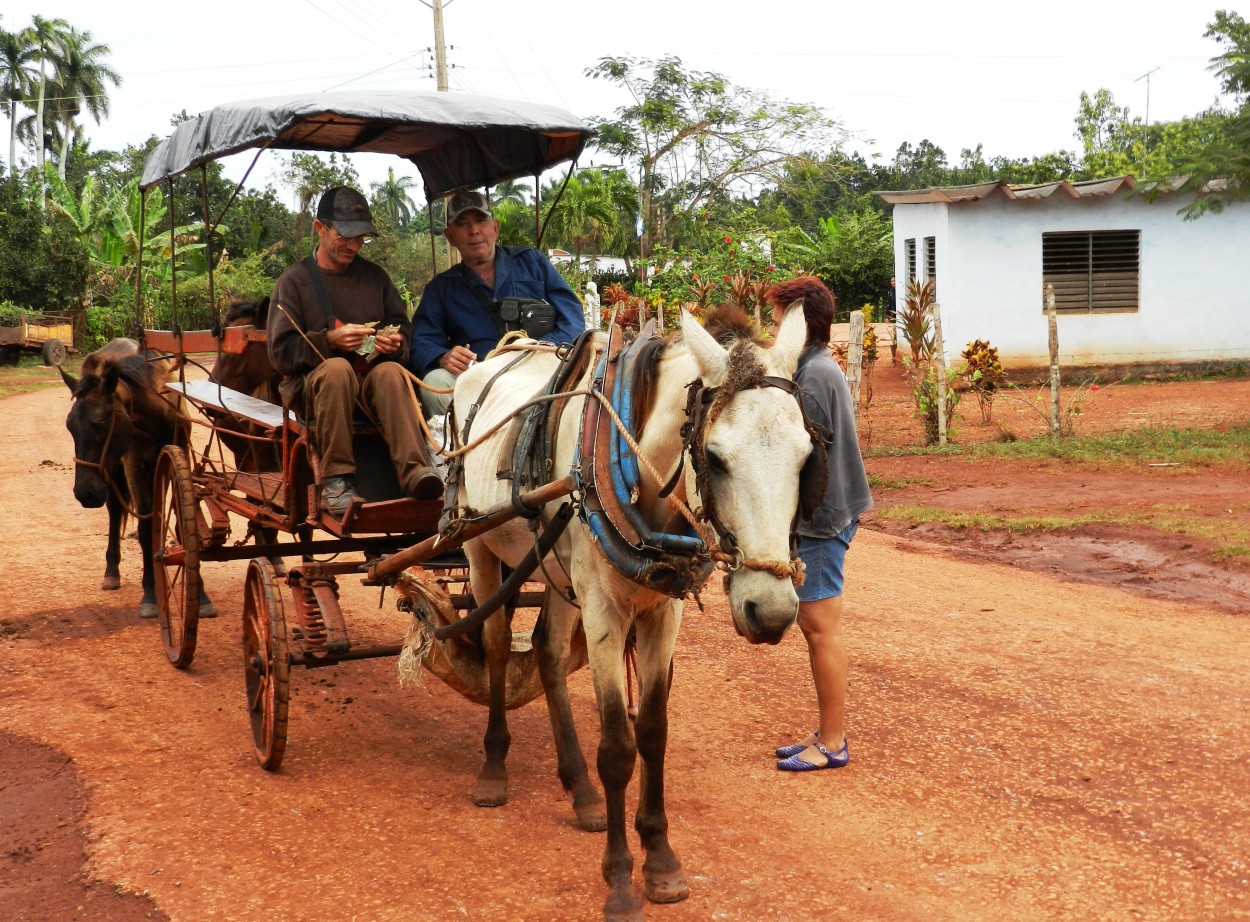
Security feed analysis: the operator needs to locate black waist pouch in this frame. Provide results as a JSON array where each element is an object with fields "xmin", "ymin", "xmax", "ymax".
[{"xmin": 500, "ymin": 297, "xmax": 556, "ymax": 339}]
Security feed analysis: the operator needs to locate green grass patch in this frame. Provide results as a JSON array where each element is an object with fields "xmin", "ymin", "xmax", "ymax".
[
  {"xmin": 867, "ymin": 473, "xmax": 935, "ymax": 490},
  {"xmin": 867, "ymin": 425, "xmax": 1250, "ymax": 467},
  {"xmin": 874, "ymin": 504, "xmax": 1250, "ymax": 567},
  {"xmin": 0, "ymin": 381, "xmax": 58, "ymax": 398}
]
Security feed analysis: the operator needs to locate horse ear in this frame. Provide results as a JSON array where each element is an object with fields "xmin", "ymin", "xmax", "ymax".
[
  {"xmin": 257, "ymin": 296, "xmax": 271, "ymax": 329},
  {"xmin": 770, "ymin": 303, "xmax": 806, "ymax": 378},
  {"xmin": 60, "ymin": 366, "xmax": 79, "ymax": 393},
  {"xmin": 101, "ymin": 364, "xmax": 123, "ymax": 397},
  {"xmin": 681, "ymin": 310, "xmax": 728, "ymax": 383}
]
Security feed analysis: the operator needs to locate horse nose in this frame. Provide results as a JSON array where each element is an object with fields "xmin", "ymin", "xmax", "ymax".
[
  {"xmin": 741, "ymin": 597, "xmax": 797, "ymax": 646},
  {"xmin": 74, "ymin": 476, "xmax": 107, "ymax": 508}
]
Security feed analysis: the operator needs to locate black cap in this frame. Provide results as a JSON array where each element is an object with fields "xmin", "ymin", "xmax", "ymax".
[
  {"xmin": 316, "ymin": 186, "xmax": 378, "ymax": 237},
  {"xmin": 446, "ymin": 189, "xmax": 493, "ymax": 224}
]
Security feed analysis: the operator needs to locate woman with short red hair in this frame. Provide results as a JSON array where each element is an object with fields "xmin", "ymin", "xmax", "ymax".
[{"xmin": 768, "ymin": 276, "xmax": 873, "ymax": 771}]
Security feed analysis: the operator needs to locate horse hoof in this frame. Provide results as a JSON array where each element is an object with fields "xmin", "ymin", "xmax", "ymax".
[
  {"xmin": 473, "ymin": 778, "xmax": 508, "ymax": 808},
  {"xmin": 574, "ymin": 801, "xmax": 607, "ymax": 832},
  {"xmin": 644, "ymin": 869, "xmax": 689, "ymax": 904},
  {"xmin": 102, "ymin": 578, "xmax": 121, "ymax": 591},
  {"xmin": 604, "ymin": 889, "xmax": 646, "ymax": 922},
  {"xmin": 138, "ymin": 602, "xmax": 158, "ymax": 620},
  {"xmin": 200, "ymin": 602, "xmax": 218, "ymax": 619}
]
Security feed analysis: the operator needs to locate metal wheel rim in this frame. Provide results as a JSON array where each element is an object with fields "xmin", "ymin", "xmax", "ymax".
[
  {"xmin": 153, "ymin": 445, "xmax": 201, "ymax": 668},
  {"xmin": 243, "ymin": 558, "xmax": 290, "ymax": 771}
]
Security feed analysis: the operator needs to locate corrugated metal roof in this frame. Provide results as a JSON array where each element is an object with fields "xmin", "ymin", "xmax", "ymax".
[{"xmin": 876, "ymin": 175, "xmax": 1139, "ymax": 205}]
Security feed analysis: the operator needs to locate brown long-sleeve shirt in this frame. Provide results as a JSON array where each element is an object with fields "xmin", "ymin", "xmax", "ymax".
[{"xmin": 268, "ymin": 253, "xmax": 411, "ymax": 405}]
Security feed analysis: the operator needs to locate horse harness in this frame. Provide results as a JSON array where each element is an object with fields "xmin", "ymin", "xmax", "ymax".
[
  {"xmin": 443, "ymin": 321, "xmax": 823, "ymax": 604},
  {"xmin": 574, "ymin": 322, "xmax": 821, "ymax": 597}
]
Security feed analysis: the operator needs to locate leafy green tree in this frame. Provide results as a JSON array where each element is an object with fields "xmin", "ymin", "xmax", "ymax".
[
  {"xmin": 280, "ymin": 152, "xmax": 360, "ymax": 240},
  {"xmin": 0, "ymin": 26, "xmax": 36, "ymax": 176},
  {"xmin": 495, "ymin": 197, "xmax": 538, "ymax": 247},
  {"xmin": 989, "ymin": 150, "xmax": 1078, "ymax": 184},
  {"xmin": 0, "ymin": 170, "xmax": 88, "ymax": 310},
  {"xmin": 1144, "ymin": 9, "xmax": 1250, "ymax": 218},
  {"xmin": 586, "ymin": 55, "xmax": 842, "ymax": 275},
  {"xmin": 1074, "ymin": 88, "xmax": 1146, "ymax": 178},
  {"xmin": 48, "ymin": 27, "xmax": 119, "ymax": 180},
  {"xmin": 775, "ymin": 209, "xmax": 893, "ymax": 313},
  {"xmin": 370, "ymin": 166, "xmax": 418, "ymax": 227},
  {"xmin": 886, "ymin": 139, "xmax": 951, "ymax": 189}
]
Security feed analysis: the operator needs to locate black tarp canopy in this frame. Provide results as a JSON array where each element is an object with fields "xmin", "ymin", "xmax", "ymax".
[{"xmin": 140, "ymin": 90, "xmax": 592, "ymax": 197}]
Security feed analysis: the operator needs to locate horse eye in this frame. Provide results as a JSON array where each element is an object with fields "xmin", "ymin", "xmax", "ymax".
[{"xmin": 705, "ymin": 449, "xmax": 727, "ymax": 474}]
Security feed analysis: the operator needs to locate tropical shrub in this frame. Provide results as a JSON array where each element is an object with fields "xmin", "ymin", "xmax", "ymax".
[
  {"xmin": 960, "ymin": 338, "xmax": 1006, "ymax": 423},
  {"xmin": 905, "ymin": 357, "xmax": 961, "ymax": 445},
  {"xmin": 900, "ymin": 278, "xmax": 936, "ymax": 363}
]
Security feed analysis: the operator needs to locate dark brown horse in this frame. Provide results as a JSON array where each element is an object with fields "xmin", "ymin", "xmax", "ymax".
[{"xmin": 62, "ymin": 338, "xmax": 215, "ymax": 619}]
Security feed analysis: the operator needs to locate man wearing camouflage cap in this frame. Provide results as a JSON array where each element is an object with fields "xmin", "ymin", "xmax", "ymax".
[{"xmin": 408, "ymin": 189, "xmax": 585, "ymax": 417}]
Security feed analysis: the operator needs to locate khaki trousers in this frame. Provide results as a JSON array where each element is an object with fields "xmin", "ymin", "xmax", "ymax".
[
  {"xmin": 303, "ymin": 358, "xmax": 431, "ymax": 491},
  {"xmin": 419, "ymin": 367, "xmax": 457, "ymax": 419}
]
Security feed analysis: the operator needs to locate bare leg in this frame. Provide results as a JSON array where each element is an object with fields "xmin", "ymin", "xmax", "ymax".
[{"xmin": 795, "ymin": 594, "xmax": 847, "ymax": 765}]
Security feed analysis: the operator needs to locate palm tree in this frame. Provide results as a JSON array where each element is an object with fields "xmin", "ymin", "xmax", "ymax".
[
  {"xmin": 369, "ymin": 166, "xmax": 417, "ymax": 226},
  {"xmin": 492, "ymin": 179, "xmax": 530, "ymax": 207},
  {"xmin": 0, "ymin": 26, "xmax": 37, "ymax": 176},
  {"xmin": 541, "ymin": 168, "xmax": 636, "ymax": 268},
  {"xmin": 27, "ymin": 15, "xmax": 68, "ymax": 173},
  {"xmin": 49, "ymin": 27, "xmax": 120, "ymax": 180}
]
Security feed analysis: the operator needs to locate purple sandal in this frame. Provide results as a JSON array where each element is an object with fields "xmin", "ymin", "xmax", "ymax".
[
  {"xmin": 776, "ymin": 739, "xmax": 849, "ymax": 772},
  {"xmin": 775, "ymin": 731, "xmax": 819, "ymax": 759}
]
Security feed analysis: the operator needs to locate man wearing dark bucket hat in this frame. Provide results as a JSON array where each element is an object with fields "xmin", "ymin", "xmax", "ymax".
[
  {"xmin": 268, "ymin": 186, "xmax": 443, "ymax": 517},
  {"xmin": 408, "ymin": 189, "xmax": 585, "ymax": 418}
]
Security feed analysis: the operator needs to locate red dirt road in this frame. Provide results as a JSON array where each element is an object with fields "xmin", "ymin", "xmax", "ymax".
[{"xmin": 3, "ymin": 370, "xmax": 1249, "ymax": 921}]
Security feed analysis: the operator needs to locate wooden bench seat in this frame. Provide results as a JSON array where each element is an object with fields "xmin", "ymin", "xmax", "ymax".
[{"xmin": 168, "ymin": 379, "xmax": 292, "ymax": 430}]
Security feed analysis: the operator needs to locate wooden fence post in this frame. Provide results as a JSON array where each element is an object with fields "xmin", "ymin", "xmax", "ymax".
[
  {"xmin": 1046, "ymin": 283, "xmax": 1061, "ymax": 436},
  {"xmin": 847, "ymin": 310, "xmax": 864, "ymax": 430},
  {"xmin": 930, "ymin": 301, "xmax": 947, "ymax": 446}
]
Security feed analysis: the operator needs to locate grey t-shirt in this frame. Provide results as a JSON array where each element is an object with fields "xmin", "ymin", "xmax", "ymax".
[{"xmin": 794, "ymin": 344, "xmax": 874, "ymax": 538}]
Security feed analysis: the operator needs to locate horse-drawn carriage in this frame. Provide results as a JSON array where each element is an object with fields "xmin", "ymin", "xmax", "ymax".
[
  {"xmin": 65, "ymin": 90, "xmax": 821, "ymax": 921},
  {"xmin": 133, "ymin": 90, "xmax": 595, "ymax": 768}
]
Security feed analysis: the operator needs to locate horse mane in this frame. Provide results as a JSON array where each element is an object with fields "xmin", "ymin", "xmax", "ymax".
[
  {"xmin": 701, "ymin": 304, "xmax": 768, "ymax": 347},
  {"xmin": 629, "ymin": 311, "xmax": 766, "ymax": 436},
  {"xmin": 224, "ymin": 296, "xmax": 270, "ymax": 327}
]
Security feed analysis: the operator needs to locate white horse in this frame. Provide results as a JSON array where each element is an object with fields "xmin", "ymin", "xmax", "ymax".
[{"xmin": 450, "ymin": 308, "xmax": 813, "ymax": 921}]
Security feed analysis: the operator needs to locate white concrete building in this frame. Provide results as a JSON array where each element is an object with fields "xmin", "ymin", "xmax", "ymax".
[{"xmin": 878, "ymin": 176, "xmax": 1250, "ymax": 371}]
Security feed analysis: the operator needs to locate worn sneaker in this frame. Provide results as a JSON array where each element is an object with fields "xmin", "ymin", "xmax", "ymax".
[{"xmin": 320, "ymin": 475, "xmax": 363, "ymax": 517}]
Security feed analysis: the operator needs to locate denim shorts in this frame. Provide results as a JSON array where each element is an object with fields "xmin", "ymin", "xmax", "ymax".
[{"xmin": 795, "ymin": 520, "xmax": 859, "ymax": 602}]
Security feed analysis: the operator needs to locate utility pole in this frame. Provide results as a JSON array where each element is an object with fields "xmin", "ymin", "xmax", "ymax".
[
  {"xmin": 418, "ymin": 0, "xmax": 452, "ymax": 91},
  {"xmin": 431, "ymin": 0, "xmax": 449, "ymax": 91},
  {"xmin": 420, "ymin": 0, "xmax": 456, "ymax": 265}
]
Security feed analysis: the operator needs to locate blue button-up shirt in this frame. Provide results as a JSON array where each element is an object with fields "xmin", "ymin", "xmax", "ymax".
[{"xmin": 408, "ymin": 245, "xmax": 585, "ymax": 375}]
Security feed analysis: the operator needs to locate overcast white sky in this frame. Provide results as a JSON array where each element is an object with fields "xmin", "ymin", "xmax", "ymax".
[{"xmin": 1, "ymin": 0, "xmax": 1231, "ymax": 204}]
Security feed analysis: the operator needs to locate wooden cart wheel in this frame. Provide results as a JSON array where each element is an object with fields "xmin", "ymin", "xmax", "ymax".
[
  {"xmin": 243, "ymin": 558, "xmax": 290, "ymax": 771},
  {"xmin": 153, "ymin": 444, "xmax": 201, "ymax": 668},
  {"xmin": 41, "ymin": 338, "xmax": 68, "ymax": 366}
]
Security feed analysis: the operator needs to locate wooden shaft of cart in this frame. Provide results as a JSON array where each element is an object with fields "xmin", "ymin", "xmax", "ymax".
[{"xmin": 368, "ymin": 476, "xmax": 576, "ymax": 582}]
